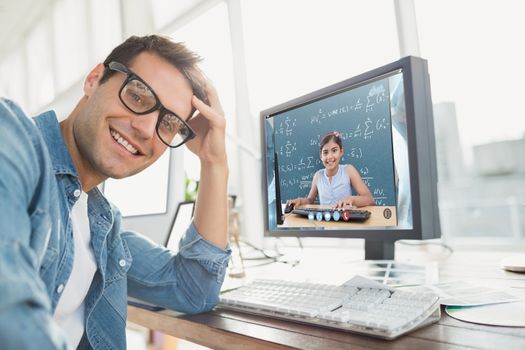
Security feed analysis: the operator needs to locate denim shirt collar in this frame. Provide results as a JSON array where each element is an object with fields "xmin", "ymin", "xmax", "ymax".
[
  {"xmin": 33, "ymin": 110, "xmax": 115, "ymax": 274},
  {"xmin": 33, "ymin": 110, "xmax": 78, "ymax": 178}
]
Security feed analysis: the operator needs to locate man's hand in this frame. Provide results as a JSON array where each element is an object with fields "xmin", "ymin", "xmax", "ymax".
[
  {"xmin": 186, "ymin": 79, "xmax": 227, "ymax": 166},
  {"xmin": 185, "ymin": 74, "xmax": 229, "ymax": 249}
]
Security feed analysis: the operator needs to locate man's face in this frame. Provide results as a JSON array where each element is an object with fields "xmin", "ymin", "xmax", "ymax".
[{"xmin": 73, "ymin": 52, "xmax": 194, "ymax": 180}]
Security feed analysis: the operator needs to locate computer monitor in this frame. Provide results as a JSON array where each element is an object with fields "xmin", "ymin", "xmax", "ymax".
[
  {"xmin": 261, "ymin": 56, "xmax": 440, "ymax": 260},
  {"xmin": 165, "ymin": 201, "xmax": 195, "ymax": 252}
]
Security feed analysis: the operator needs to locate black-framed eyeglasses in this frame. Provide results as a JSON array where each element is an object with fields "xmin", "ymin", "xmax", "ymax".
[{"xmin": 106, "ymin": 61, "xmax": 196, "ymax": 148}]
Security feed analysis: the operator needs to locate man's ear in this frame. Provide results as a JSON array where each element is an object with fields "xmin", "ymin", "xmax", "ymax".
[{"xmin": 83, "ymin": 63, "xmax": 105, "ymax": 96}]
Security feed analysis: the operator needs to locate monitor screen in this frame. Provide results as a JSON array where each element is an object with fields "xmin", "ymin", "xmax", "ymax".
[
  {"xmin": 165, "ymin": 201, "xmax": 195, "ymax": 252},
  {"xmin": 261, "ymin": 56, "xmax": 440, "ymax": 257}
]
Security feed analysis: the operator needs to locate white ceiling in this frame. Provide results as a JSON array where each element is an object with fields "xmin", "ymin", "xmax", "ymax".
[{"xmin": 0, "ymin": 0, "xmax": 53, "ymax": 54}]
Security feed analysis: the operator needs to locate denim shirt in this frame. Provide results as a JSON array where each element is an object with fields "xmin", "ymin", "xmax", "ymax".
[{"xmin": 0, "ymin": 99, "xmax": 231, "ymax": 349}]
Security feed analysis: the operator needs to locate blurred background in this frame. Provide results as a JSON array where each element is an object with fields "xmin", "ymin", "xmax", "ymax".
[{"xmin": 1, "ymin": 0, "xmax": 524, "ymax": 348}]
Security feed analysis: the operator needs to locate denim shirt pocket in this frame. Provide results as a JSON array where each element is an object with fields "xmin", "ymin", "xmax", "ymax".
[
  {"xmin": 105, "ymin": 237, "xmax": 132, "ymax": 284},
  {"xmin": 102, "ymin": 237, "xmax": 133, "ymax": 320}
]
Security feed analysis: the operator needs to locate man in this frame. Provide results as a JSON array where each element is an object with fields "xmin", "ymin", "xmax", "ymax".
[{"xmin": 0, "ymin": 35, "xmax": 231, "ymax": 349}]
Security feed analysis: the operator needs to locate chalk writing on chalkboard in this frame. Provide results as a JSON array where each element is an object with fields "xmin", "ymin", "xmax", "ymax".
[{"xmin": 272, "ymin": 77, "xmax": 396, "ymax": 206}]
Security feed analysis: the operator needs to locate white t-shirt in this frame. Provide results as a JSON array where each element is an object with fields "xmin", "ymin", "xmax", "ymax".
[{"xmin": 54, "ymin": 191, "xmax": 97, "ymax": 349}]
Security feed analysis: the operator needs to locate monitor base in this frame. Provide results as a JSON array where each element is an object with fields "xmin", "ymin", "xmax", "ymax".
[{"xmin": 365, "ymin": 240, "xmax": 395, "ymax": 260}]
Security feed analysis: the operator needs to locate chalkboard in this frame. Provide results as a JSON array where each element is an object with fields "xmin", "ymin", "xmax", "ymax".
[{"xmin": 271, "ymin": 76, "xmax": 396, "ymax": 206}]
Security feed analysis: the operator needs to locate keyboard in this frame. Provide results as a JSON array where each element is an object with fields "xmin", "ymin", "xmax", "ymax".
[
  {"xmin": 217, "ymin": 277, "xmax": 440, "ymax": 340},
  {"xmin": 292, "ymin": 207, "xmax": 371, "ymax": 222}
]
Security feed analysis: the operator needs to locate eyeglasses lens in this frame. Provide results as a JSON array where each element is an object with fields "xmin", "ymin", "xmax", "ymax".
[
  {"xmin": 121, "ymin": 78, "xmax": 192, "ymax": 147},
  {"xmin": 121, "ymin": 79, "xmax": 157, "ymax": 113}
]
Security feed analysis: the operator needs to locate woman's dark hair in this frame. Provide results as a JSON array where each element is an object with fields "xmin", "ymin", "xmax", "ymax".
[
  {"xmin": 99, "ymin": 34, "xmax": 208, "ymax": 104},
  {"xmin": 319, "ymin": 131, "xmax": 343, "ymax": 152}
]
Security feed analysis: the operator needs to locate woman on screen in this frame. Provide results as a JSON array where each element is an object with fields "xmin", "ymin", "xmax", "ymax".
[{"xmin": 286, "ymin": 131, "xmax": 374, "ymax": 208}]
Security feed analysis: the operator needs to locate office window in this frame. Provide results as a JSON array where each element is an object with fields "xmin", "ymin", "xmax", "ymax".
[
  {"xmin": 241, "ymin": 0, "xmax": 399, "ymax": 118},
  {"xmin": 415, "ymin": 0, "xmax": 525, "ymax": 156},
  {"xmin": 0, "ymin": 48, "xmax": 27, "ymax": 107},
  {"xmin": 53, "ymin": 0, "xmax": 90, "ymax": 92},
  {"xmin": 151, "ymin": 0, "xmax": 202, "ymax": 29},
  {"xmin": 26, "ymin": 16, "xmax": 55, "ymax": 113},
  {"xmin": 104, "ymin": 150, "xmax": 171, "ymax": 217},
  {"xmin": 233, "ymin": 0, "xmax": 399, "ymax": 242},
  {"xmin": 169, "ymin": 2, "xmax": 238, "ymax": 186},
  {"xmin": 414, "ymin": 0, "xmax": 525, "ymax": 240},
  {"xmin": 89, "ymin": 0, "xmax": 122, "ymax": 62}
]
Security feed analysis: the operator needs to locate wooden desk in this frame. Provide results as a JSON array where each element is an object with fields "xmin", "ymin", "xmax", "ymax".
[
  {"xmin": 128, "ymin": 249, "xmax": 525, "ymax": 349},
  {"xmin": 281, "ymin": 205, "xmax": 397, "ymax": 228}
]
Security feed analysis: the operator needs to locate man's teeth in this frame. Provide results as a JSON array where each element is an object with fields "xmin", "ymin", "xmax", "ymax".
[{"xmin": 110, "ymin": 130, "xmax": 138, "ymax": 155}]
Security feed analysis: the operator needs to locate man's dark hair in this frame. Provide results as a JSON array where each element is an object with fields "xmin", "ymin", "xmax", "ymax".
[
  {"xmin": 319, "ymin": 131, "xmax": 343, "ymax": 153},
  {"xmin": 100, "ymin": 34, "xmax": 208, "ymax": 104}
]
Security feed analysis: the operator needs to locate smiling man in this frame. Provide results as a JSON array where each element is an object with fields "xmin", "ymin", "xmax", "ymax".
[{"xmin": 0, "ymin": 35, "xmax": 230, "ymax": 349}]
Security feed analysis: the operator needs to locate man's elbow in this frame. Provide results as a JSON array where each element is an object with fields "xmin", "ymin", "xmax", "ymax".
[{"xmin": 184, "ymin": 294, "xmax": 220, "ymax": 314}]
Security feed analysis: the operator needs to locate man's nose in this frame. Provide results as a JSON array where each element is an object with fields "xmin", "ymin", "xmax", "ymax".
[{"xmin": 130, "ymin": 111, "xmax": 158, "ymax": 139}]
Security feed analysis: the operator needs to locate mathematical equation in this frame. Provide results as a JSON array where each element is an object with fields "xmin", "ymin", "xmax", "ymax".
[
  {"xmin": 278, "ymin": 115, "xmax": 391, "ymax": 158},
  {"xmin": 277, "ymin": 140, "xmax": 297, "ymax": 158},
  {"xmin": 309, "ymin": 84, "xmax": 388, "ymax": 125},
  {"xmin": 279, "ymin": 156, "xmax": 321, "ymax": 172},
  {"xmin": 363, "ymin": 174, "xmax": 388, "ymax": 206},
  {"xmin": 309, "ymin": 117, "xmax": 391, "ymax": 144},
  {"xmin": 373, "ymin": 187, "xmax": 387, "ymax": 206},
  {"xmin": 278, "ymin": 146, "xmax": 366, "ymax": 164},
  {"xmin": 272, "ymin": 77, "xmax": 396, "ymax": 206},
  {"xmin": 274, "ymin": 116, "xmax": 297, "ymax": 137},
  {"xmin": 280, "ymin": 173, "xmax": 314, "ymax": 190}
]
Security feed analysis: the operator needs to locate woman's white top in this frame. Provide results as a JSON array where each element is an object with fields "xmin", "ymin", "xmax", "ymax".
[{"xmin": 316, "ymin": 164, "xmax": 352, "ymax": 205}]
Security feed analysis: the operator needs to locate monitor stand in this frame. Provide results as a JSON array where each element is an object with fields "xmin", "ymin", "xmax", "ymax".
[{"xmin": 365, "ymin": 240, "xmax": 395, "ymax": 260}]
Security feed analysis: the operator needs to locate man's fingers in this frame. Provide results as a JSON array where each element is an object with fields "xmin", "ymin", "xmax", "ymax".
[
  {"xmin": 192, "ymin": 95, "xmax": 225, "ymax": 125},
  {"xmin": 190, "ymin": 69, "xmax": 224, "ymax": 115},
  {"xmin": 205, "ymin": 84, "xmax": 224, "ymax": 115},
  {"xmin": 191, "ymin": 95, "xmax": 212, "ymax": 116},
  {"xmin": 187, "ymin": 112, "xmax": 209, "ymax": 135}
]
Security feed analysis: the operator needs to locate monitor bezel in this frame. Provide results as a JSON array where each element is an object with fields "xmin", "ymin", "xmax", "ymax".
[
  {"xmin": 260, "ymin": 56, "xmax": 440, "ymax": 241},
  {"xmin": 164, "ymin": 200, "xmax": 196, "ymax": 248}
]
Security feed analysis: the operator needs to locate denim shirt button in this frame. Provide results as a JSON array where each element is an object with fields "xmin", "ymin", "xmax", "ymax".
[
  {"xmin": 119, "ymin": 259, "xmax": 126, "ymax": 267},
  {"xmin": 73, "ymin": 189, "xmax": 81, "ymax": 197},
  {"xmin": 56, "ymin": 284, "xmax": 65, "ymax": 294}
]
